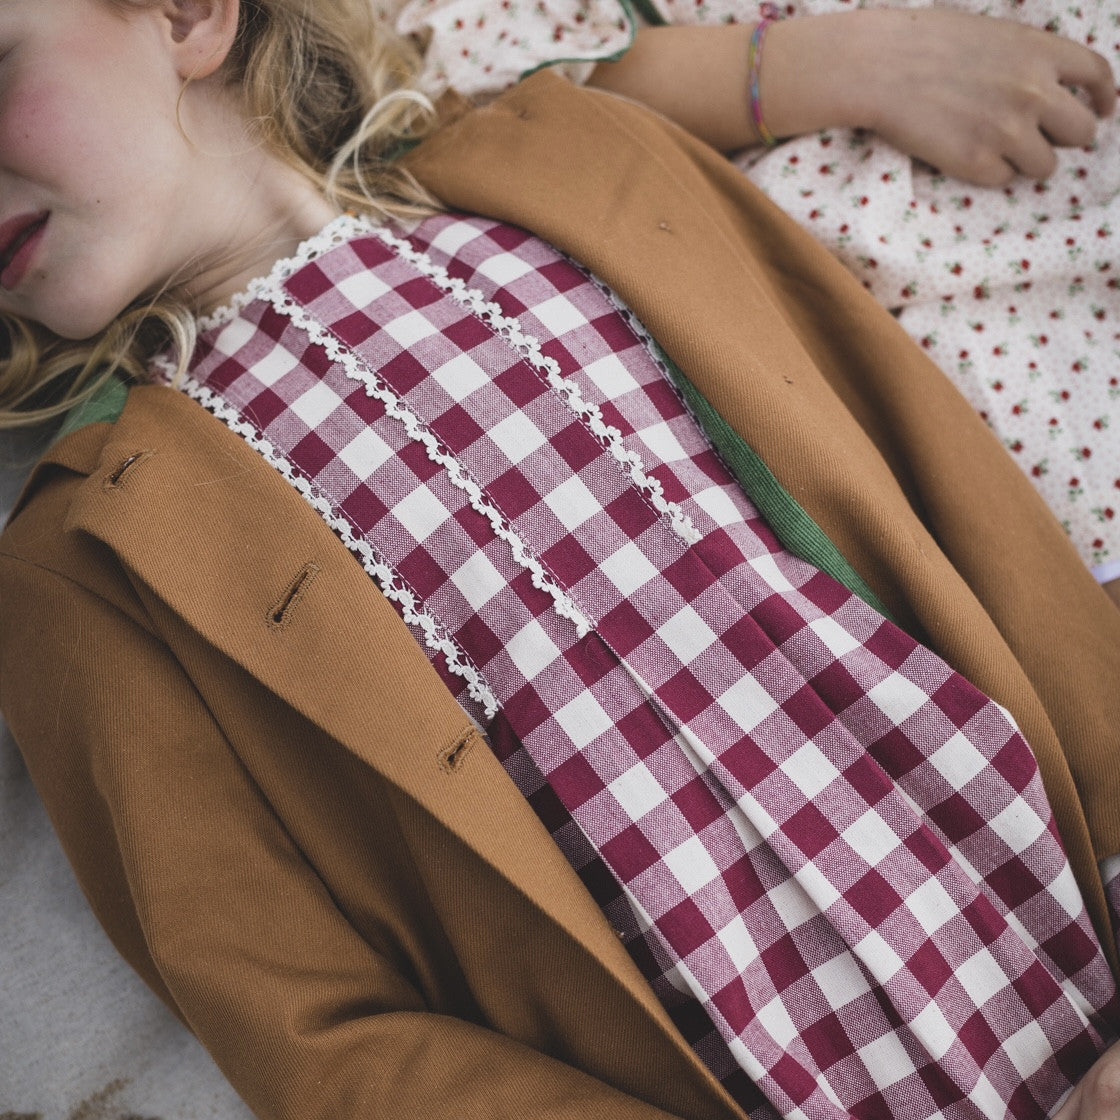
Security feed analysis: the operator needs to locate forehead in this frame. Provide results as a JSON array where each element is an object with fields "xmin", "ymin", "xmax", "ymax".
[
  {"xmin": 0, "ymin": 0, "xmax": 46, "ymax": 18},
  {"xmin": 0, "ymin": 0, "xmax": 140, "ymax": 37},
  {"xmin": 0, "ymin": 0, "xmax": 114, "ymax": 17}
]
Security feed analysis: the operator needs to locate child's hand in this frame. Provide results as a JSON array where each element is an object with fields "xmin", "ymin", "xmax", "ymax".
[
  {"xmin": 797, "ymin": 7, "xmax": 1118, "ymax": 186},
  {"xmin": 589, "ymin": 9, "xmax": 1117, "ymax": 188}
]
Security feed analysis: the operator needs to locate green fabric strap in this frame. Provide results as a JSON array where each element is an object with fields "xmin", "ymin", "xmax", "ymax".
[
  {"xmin": 53, "ymin": 373, "xmax": 130, "ymax": 445},
  {"xmin": 627, "ymin": 0, "xmax": 667, "ymax": 24},
  {"xmin": 657, "ymin": 347, "xmax": 894, "ymax": 620}
]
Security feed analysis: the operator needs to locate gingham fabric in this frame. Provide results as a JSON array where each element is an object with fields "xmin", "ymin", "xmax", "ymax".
[{"xmin": 168, "ymin": 213, "xmax": 1119, "ymax": 1120}]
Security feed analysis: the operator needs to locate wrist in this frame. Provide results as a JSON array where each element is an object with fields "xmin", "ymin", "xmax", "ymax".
[{"xmin": 759, "ymin": 11, "xmax": 879, "ymax": 138}]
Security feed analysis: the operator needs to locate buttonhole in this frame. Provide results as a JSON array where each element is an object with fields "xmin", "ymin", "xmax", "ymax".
[
  {"xmin": 103, "ymin": 450, "xmax": 155, "ymax": 490},
  {"xmin": 438, "ymin": 730, "xmax": 475, "ymax": 774},
  {"xmin": 267, "ymin": 562, "xmax": 321, "ymax": 629}
]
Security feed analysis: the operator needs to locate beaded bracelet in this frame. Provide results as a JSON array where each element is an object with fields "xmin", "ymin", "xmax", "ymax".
[{"xmin": 747, "ymin": 2, "xmax": 782, "ymax": 147}]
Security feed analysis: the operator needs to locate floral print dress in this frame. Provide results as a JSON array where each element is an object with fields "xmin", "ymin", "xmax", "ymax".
[{"xmin": 373, "ymin": 0, "xmax": 1120, "ymax": 580}]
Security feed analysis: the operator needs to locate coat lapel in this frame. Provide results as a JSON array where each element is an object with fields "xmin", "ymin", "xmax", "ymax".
[{"xmin": 61, "ymin": 386, "xmax": 743, "ymax": 1120}]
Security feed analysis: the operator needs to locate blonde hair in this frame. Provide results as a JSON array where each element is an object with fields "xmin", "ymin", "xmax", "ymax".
[{"xmin": 0, "ymin": 0, "xmax": 439, "ymax": 429}]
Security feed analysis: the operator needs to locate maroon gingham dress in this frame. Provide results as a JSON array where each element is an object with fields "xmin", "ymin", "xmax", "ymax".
[{"xmin": 164, "ymin": 213, "xmax": 1119, "ymax": 1120}]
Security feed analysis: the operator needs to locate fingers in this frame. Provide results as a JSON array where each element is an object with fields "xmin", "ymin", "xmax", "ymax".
[
  {"xmin": 1002, "ymin": 42, "xmax": 1115, "ymax": 181},
  {"xmin": 1039, "ymin": 86, "xmax": 1103, "ymax": 149},
  {"xmin": 1026, "ymin": 21, "xmax": 1117, "ymax": 118},
  {"xmin": 1005, "ymin": 128, "xmax": 1059, "ymax": 181},
  {"xmin": 1055, "ymin": 38, "xmax": 1119, "ymax": 119},
  {"xmin": 965, "ymin": 23, "xmax": 1116, "ymax": 184},
  {"xmin": 1013, "ymin": 59, "xmax": 1115, "ymax": 181},
  {"xmin": 954, "ymin": 149, "xmax": 1019, "ymax": 189}
]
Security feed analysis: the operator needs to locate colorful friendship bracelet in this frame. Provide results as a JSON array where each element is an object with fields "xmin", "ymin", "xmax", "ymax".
[{"xmin": 748, "ymin": 2, "xmax": 782, "ymax": 147}]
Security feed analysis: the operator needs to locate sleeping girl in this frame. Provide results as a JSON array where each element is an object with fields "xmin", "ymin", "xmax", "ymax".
[{"xmin": 3, "ymin": 2, "xmax": 1120, "ymax": 1117}]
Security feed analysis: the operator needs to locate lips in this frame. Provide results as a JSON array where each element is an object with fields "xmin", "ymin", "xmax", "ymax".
[{"xmin": 0, "ymin": 210, "xmax": 49, "ymax": 290}]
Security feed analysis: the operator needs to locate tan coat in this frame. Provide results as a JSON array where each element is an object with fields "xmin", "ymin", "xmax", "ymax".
[{"xmin": 2, "ymin": 74, "xmax": 1119, "ymax": 1119}]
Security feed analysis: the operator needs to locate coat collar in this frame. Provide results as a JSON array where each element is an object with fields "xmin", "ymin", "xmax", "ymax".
[{"xmin": 53, "ymin": 384, "xmax": 742, "ymax": 1120}]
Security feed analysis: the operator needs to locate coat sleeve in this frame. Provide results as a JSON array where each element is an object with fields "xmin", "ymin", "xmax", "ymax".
[{"xmin": 0, "ymin": 556, "xmax": 689, "ymax": 1120}]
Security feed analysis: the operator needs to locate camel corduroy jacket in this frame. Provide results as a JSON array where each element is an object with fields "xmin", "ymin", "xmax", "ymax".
[{"xmin": 3, "ymin": 74, "xmax": 1119, "ymax": 1119}]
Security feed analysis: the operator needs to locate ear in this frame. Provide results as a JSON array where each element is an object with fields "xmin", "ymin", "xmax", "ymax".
[{"xmin": 160, "ymin": 0, "xmax": 241, "ymax": 81}]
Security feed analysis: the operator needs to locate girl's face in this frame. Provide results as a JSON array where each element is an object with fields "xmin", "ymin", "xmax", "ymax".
[{"xmin": 0, "ymin": 0, "xmax": 335, "ymax": 340}]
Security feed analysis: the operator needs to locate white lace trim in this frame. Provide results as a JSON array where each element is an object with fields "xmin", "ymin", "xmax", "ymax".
[
  {"xmin": 148, "ymin": 351, "xmax": 179, "ymax": 385},
  {"xmin": 178, "ymin": 213, "xmax": 708, "ymax": 651},
  {"xmin": 195, "ymin": 213, "xmax": 381, "ymax": 334},
  {"xmin": 176, "ymin": 373, "xmax": 501, "ymax": 720},
  {"xmin": 374, "ymin": 223, "xmax": 702, "ymax": 547},
  {"xmin": 256, "ymin": 282, "xmax": 596, "ymax": 641},
  {"xmin": 584, "ymin": 265, "xmax": 689, "ymax": 403}
]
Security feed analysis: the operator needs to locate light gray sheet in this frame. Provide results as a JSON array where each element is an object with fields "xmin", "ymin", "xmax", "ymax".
[{"xmin": 0, "ymin": 428, "xmax": 251, "ymax": 1119}]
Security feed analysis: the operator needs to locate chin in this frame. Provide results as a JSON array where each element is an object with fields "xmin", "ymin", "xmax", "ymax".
[
  {"xmin": 46, "ymin": 320, "xmax": 104, "ymax": 342},
  {"xmin": 41, "ymin": 298, "xmax": 137, "ymax": 343}
]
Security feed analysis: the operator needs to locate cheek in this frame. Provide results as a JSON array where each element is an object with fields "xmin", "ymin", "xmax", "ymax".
[{"xmin": 0, "ymin": 75, "xmax": 83, "ymax": 187}]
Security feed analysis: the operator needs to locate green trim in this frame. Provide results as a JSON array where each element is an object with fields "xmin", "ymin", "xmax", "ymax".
[
  {"xmin": 657, "ymin": 346, "xmax": 894, "ymax": 620},
  {"xmin": 53, "ymin": 372, "xmax": 130, "ymax": 445},
  {"xmin": 626, "ymin": 0, "xmax": 667, "ymax": 26},
  {"xmin": 384, "ymin": 136, "xmax": 422, "ymax": 163},
  {"xmin": 518, "ymin": 0, "xmax": 639, "ymax": 82}
]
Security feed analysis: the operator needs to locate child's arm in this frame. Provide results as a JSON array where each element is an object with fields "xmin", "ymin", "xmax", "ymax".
[{"xmin": 586, "ymin": 9, "xmax": 1117, "ymax": 186}]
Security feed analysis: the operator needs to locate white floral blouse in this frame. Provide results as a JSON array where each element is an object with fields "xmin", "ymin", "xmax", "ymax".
[{"xmin": 373, "ymin": 0, "xmax": 1120, "ymax": 580}]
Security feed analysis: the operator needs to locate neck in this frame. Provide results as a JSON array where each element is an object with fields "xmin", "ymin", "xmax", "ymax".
[
  {"xmin": 168, "ymin": 78, "xmax": 344, "ymax": 317},
  {"xmin": 186, "ymin": 164, "xmax": 341, "ymax": 316}
]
